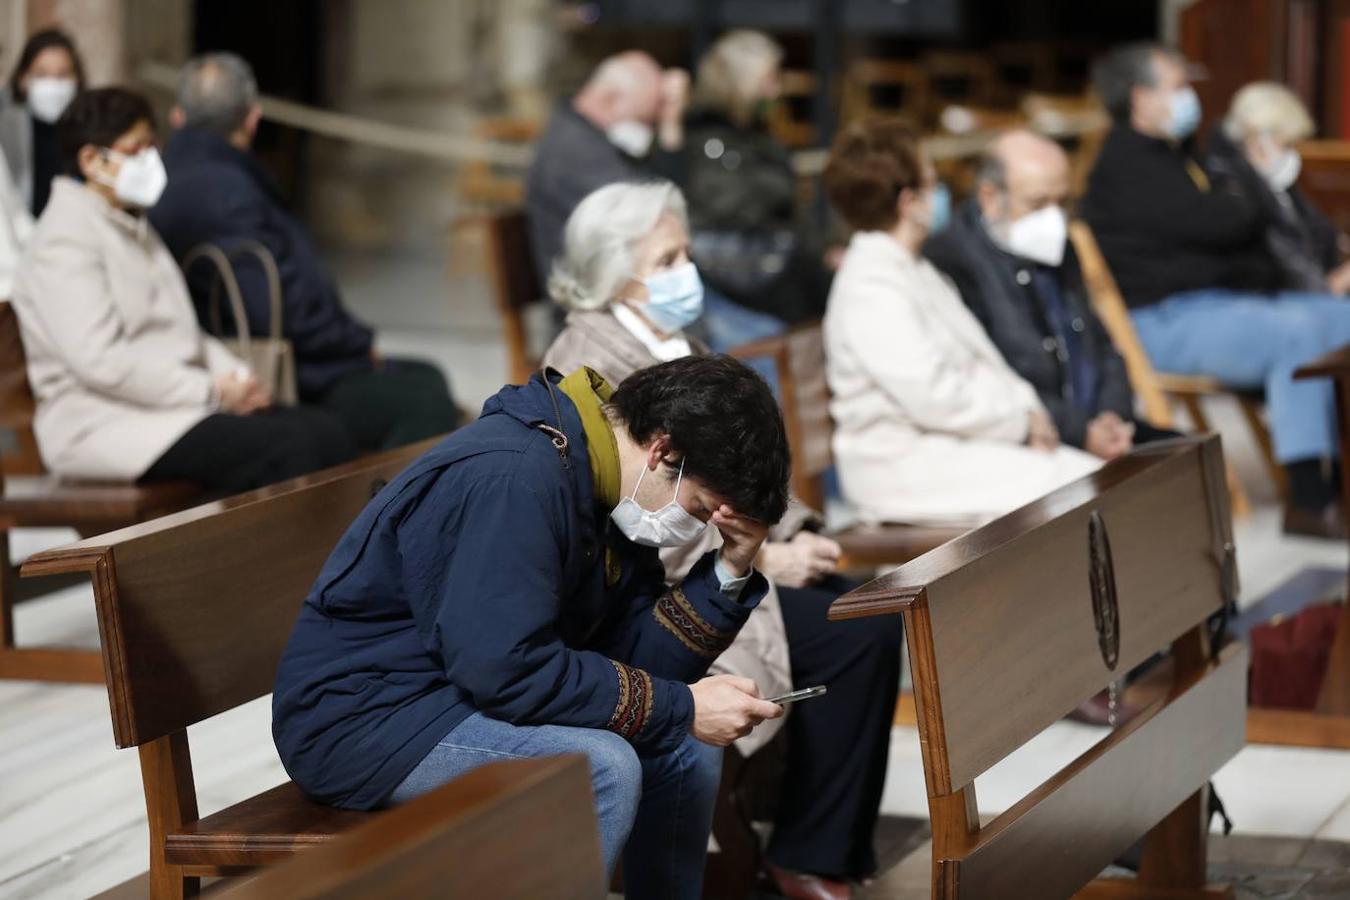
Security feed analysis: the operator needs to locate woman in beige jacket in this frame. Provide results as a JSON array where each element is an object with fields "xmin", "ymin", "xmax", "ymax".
[
  {"xmin": 10, "ymin": 87, "xmax": 354, "ymax": 490},
  {"xmin": 823, "ymin": 119, "xmax": 1100, "ymax": 527},
  {"xmin": 542, "ymin": 181, "xmax": 900, "ymax": 895}
]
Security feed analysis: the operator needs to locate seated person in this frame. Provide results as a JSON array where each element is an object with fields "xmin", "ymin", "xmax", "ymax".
[
  {"xmin": 10, "ymin": 87, "xmax": 355, "ymax": 492},
  {"xmin": 926, "ymin": 130, "xmax": 1173, "ymax": 460},
  {"xmin": 1, "ymin": 29, "xmax": 84, "ymax": 217},
  {"xmin": 525, "ymin": 50, "xmax": 688, "ymax": 281},
  {"xmin": 543, "ymin": 181, "xmax": 901, "ymax": 898},
  {"xmin": 0, "ymin": 145, "xmax": 32, "ymax": 297},
  {"xmin": 272, "ymin": 356, "xmax": 789, "ymax": 899},
  {"xmin": 149, "ymin": 53, "xmax": 460, "ymax": 452},
  {"xmin": 823, "ymin": 118, "xmax": 1101, "ymax": 527},
  {"xmin": 1083, "ymin": 43, "xmax": 1350, "ymax": 538},
  {"xmin": 682, "ymin": 31, "xmax": 826, "ymax": 331},
  {"xmin": 1207, "ymin": 81, "xmax": 1350, "ymax": 295}
]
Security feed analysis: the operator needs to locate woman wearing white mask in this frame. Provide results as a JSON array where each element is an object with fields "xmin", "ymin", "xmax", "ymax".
[
  {"xmin": 0, "ymin": 29, "xmax": 84, "ymax": 217},
  {"xmin": 1208, "ymin": 81, "xmax": 1350, "ymax": 295},
  {"xmin": 544, "ymin": 180, "xmax": 903, "ymax": 898},
  {"xmin": 10, "ymin": 87, "xmax": 356, "ymax": 492},
  {"xmin": 824, "ymin": 118, "xmax": 1101, "ymax": 527}
]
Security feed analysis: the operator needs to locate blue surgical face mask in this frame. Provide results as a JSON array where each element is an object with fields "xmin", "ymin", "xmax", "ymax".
[
  {"xmin": 927, "ymin": 182, "xmax": 952, "ymax": 233},
  {"xmin": 1166, "ymin": 86, "xmax": 1201, "ymax": 140},
  {"xmin": 639, "ymin": 261, "xmax": 704, "ymax": 333}
]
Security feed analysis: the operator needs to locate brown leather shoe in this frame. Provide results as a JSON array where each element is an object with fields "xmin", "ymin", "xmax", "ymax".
[
  {"xmin": 766, "ymin": 862, "xmax": 854, "ymax": 900},
  {"xmin": 1283, "ymin": 502, "xmax": 1348, "ymax": 540}
]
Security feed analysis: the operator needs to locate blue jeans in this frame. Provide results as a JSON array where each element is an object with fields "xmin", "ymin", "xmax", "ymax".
[
  {"xmin": 1131, "ymin": 290, "xmax": 1350, "ymax": 463},
  {"xmin": 389, "ymin": 712, "xmax": 722, "ymax": 900}
]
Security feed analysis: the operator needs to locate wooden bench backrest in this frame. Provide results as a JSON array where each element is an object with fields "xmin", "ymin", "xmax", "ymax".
[
  {"xmin": 1296, "ymin": 139, "xmax": 1350, "ymax": 236},
  {"xmin": 22, "ymin": 439, "xmax": 436, "ymax": 749},
  {"xmin": 217, "ymin": 756, "xmax": 605, "ymax": 900},
  {"xmin": 729, "ymin": 324, "xmax": 833, "ymax": 511},
  {"xmin": 0, "ymin": 301, "xmax": 44, "ymax": 476},
  {"xmin": 486, "ymin": 210, "xmax": 544, "ymax": 385},
  {"xmin": 832, "ymin": 437, "xmax": 1246, "ymax": 897},
  {"xmin": 1069, "ymin": 220, "xmax": 1175, "ymax": 427}
]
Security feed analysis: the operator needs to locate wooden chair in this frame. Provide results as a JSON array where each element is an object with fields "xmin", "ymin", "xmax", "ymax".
[
  {"xmin": 839, "ymin": 59, "xmax": 928, "ymax": 129},
  {"xmin": 0, "ymin": 301, "xmax": 203, "ymax": 683},
  {"xmin": 484, "ymin": 209, "xmax": 545, "ymax": 385},
  {"xmin": 21, "ymin": 440, "xmax": 436, "ymax": 898},
  {"xmin": 216, "ymin": 756, "xmax": 605, "ymax": 900},
  {"xmin": 729, "ymin": 324, "xmax": 965, "ymax": 569},
  {"xmin": 765, "ymin": 69, "xmax": 819, "ymax": 150},
  {"xmin": 1070, "ymin": 221, "xmax": 1278, "ymax": 514},
  {"xmin": 832, "ymin": 436, "xmax": 1246, "ymax": 898},
  {"xmin": 1295, "ymin": 139, "xmax": 1350, "ymax": 237},
  {"xmin": 919, "ymin": 51, "xmax": 999, "ymax": 125}
]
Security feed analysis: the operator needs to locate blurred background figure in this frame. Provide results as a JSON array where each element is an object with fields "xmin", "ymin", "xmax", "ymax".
[
  {"xmin": 151, "ymin": 52, "xmax": 461, "ymax": 453},
  {"xmin": 0, "ymin": 28, "xmax": 84, "ymax": 218}
]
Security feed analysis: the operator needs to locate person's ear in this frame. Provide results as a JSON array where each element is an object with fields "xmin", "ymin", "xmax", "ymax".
[
  {"xmin": 645, "ymin": 433, "xmax": 673, "ymax": 471},
  {"xmin": 76, "ymin": 144, "xmax": 106, "ymax": 182},
  {"xmin": 245, "ymin": 103, "xmax": 262, "ymax": 140},
  {"xmin": 168, "ymin": 106, "xmax": 186, "ymax": 129}
]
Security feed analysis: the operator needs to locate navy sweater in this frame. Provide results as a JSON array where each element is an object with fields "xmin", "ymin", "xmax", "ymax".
[{"xmin": 272, "ymin": 373, "xmax": 766, "ymax": 809}]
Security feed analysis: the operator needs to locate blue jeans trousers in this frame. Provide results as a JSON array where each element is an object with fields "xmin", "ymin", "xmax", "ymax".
[
  {"xmin": 1130, "ymin": 290, "xmax": 1350, "ymax": 463},
  {"xmin": 389, "ymin": 712, "xmax": 722, "ymax": 900}
]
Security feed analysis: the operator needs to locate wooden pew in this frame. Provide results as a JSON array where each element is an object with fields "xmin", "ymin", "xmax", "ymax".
[
  {"xmin": 832, "ymin": 436, "xmax": 1246, "ymax": 899},
  {"xmin": 21, "ymin": 439, "xmax": 437, "ymax": 898},
  {"xmin": 728, "ymin": 324, "xmax": 965, "ymax": 569},
  {"xmin": 0, "ymin": 300, "xmax": 204, "ymax": 683},
  {"xmin": 484, "ymin": 209, "xmax": 545, "ymax": 385},
  {"xmin": 216, "ymin": 756, "xmax": 605, "ymax": 900},
  {"xmin": 1070, "ymin": 221, "xmax": 1275, "ymax": 515},
  {"xmin": 1240, "ymin": 346, "xmax": 1350, "ymax": 750}
]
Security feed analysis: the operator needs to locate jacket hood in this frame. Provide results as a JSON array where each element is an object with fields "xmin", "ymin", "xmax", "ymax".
[{"xmin": 478, "ymin": 371, "xmax": 576, "ymax": 434}]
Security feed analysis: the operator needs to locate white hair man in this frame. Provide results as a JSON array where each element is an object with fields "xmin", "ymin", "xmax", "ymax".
[{"xmin": 524, "ymin": 51, "xmax": 689, "ymax": 279}]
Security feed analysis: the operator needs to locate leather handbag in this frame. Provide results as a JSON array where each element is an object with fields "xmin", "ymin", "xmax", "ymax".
[{"xmin": 182, "ymin": 241, "xmax": 298, "ymax": 406}]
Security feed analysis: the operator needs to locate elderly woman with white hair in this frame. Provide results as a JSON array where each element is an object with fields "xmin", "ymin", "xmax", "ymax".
[
  {"xmin": 1207, "ymin": 81, "xmax": 1350, "ymax": 294},
  {"xmin": 544, "ymin": 180, "xmax": 900, "ymax": 899},
  {"xmin": 681, "ymin": 30, "xmax": 831, "ymax": 329}
]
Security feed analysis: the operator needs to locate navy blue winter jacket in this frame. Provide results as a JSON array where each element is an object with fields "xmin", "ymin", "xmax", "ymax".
[
  {"xmin": 149, "ymin": 127, "xmax": 375, "ymax": 399},
  {"xmin": 272, "ymin": 372, "xmax": 767, "ymax": 809}
]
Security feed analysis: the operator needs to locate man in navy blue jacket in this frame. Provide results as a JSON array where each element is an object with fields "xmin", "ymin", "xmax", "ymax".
[
  {"xmin": 149, "ymin": 53, "xmax": 460, "ymax": 452},
  {"xmin": 273, "ymin": 357, "xmax": 790, "ymax": 898}
]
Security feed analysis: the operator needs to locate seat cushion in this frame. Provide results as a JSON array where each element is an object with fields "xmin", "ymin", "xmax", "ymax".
[
  {"xmin": 833, "ymin": 523, "xmax": 966, "ymax": 568},
  {"xmin": 164, "ymin": 781, "xmax": 376, "ymax": 867},
  {"xmin": 0, "ymin": 475, "xmax": 201, "ymax": 528}
]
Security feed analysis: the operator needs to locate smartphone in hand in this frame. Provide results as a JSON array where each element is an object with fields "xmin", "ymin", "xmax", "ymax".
[{"xmin": 767, "ymin": 685, "xmax": 827, "ymax": 706}]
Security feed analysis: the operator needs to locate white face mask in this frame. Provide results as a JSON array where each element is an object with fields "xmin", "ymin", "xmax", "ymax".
[
  {"xmin": 25, "ymin": 76, "xmax": 77, "ymax": 123},
  {"xmin": 1259, "ymin": 135, "xmax": 1302, "ymax": 192},
  {"xmin": 996, "ymin": 204, "xmax": 1068, "ymax": 267},
  {"xmin": 606, "ymin": 120, "xmax": 654, "ymax": 158},
  {"xmin": 95, "ymin": 147, "xmax": 168, "ymax": 209},
  {"xmin": 610, "ymin": 459, "xmax": 708, "ymax": 548}
]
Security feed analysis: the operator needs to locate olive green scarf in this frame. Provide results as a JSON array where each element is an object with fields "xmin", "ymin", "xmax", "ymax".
[{"xmin": 557, "ymin": 366, "xmax": 620, "ymax": 511}]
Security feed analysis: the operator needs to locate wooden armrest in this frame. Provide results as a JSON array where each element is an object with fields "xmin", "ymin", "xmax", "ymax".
[
  {"xmin": 1294, "ymin": 343, "xmax": 1350, "ymax": 380},
  {"xmin": 1154, "ymin": 372, "xmax": 1224, "ymax": 395},
  {"xmin": 725, "ymin": 334, "xmax": 787, "ymax": 361}
]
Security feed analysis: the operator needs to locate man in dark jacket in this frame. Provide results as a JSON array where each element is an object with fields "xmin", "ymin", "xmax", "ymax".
[
  {"xmin": 1081, "ymin": 42, "xmax": 1350, "ymax": 537},
  {"xmin": 273, "ymin": 356, "xmax": 789, "ymax": 898},
  {"xmin": 150, "ymin": 53, "xmax": 460, "ymax": 452},
  {"xmin": 927, "ymin": 130, "xmax": 1156, "ymax": 459}
]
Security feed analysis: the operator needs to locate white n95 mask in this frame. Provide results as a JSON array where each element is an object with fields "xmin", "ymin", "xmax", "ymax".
[
  {"xmin": 26, "ymin": 77, "xmax": 77, "ymax": 123},
  {"xmin": 96, "ymin": 147, "xmax": 168, "ymax": 209},
  {"xmin": 610, "ymin": 459, "xmax": 708, "ymax": 548},
  {"xmin": 1003, "ymin": 205, "xmax": 1068, "ymax": 267},
  {"xmin": 606, "ymin": 120, "xmax": 655, "ymax": 158}
]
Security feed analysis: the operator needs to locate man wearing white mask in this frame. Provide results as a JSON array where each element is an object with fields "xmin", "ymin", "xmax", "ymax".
[
  {"xmin": 927, "ymin": 130, "xmax": 1170, "ymax": 460},
  {"xmin": 1083, "ymin": 43, "xmax": 1350, "ymax": 539},
  {"xmin": 0, "ymin": 29, "xmax": 84, "ymax": 217},
  {"xmin": 525, "ymin": 50, "xmax": 688, "ymax": 280}
]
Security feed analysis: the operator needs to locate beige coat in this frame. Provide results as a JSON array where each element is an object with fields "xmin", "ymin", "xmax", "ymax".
[
  {"xmin": 11, "ymin": 177, "xmax": 242, "ymax": 479},
  {"xmin": 825, "ymin": 231, "xmax": 1101, "ymax": 526},
  {"xmin": 544, "ymin": 309, "xmax": 799, "ymax": 753}
]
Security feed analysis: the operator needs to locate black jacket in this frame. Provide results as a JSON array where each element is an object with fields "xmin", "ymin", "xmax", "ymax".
[
  {"xmin": 924, "ymin": 200, "xmax": 1134, "ymax": 448},
  {"xmin": 1205, "ymin": 128, "xmax": 1339, "ymax": 293},
  {"xmin": 680, "ymin": 109, "xmax": 827, "ymax": 324},
  {"xmin": 1080, "ymin": 125, "xmax": 1281, "ymax": 309},
  {"xmin": 150, "ymin": 128, "xmax": 374, "ymax": 399}
]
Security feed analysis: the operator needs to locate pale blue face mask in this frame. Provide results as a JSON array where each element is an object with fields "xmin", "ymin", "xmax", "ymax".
[
  {"xmin": 1166, "ymin": 86, "xmax": 1201, "ymax": 141},
  {"xmin": 639, "ymin": 261, "xmax": 704, "ymax": 333},
  {"xmin": 928, "ymin": 182, "xmax": 952, "ymax": 233}
]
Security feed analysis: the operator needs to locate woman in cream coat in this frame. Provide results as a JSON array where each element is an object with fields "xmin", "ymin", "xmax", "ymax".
[
  {"xmin": 823, "ymin": 118, "xmax": 1100, "ymax": 527},
  {"xmin": 543, "ymin": 181, "xmax": 900, "ymax": 896},
  {"xmin": 10, "ymin": 87, "xmax": 353, "ymax": 490}
]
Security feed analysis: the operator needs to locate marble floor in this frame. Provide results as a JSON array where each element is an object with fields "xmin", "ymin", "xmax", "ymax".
[{"xmin": 1, "ymin": 247, "xmax": 1348, "ymax": 898}]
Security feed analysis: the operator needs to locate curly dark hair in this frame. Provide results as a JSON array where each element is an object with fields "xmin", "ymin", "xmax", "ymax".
[
  {"xmin": 823, "ymin": 116, "xmax": 924, "ymax": 232},
  {"xmin": 608, "ymin": 355, "xmax": 791, "ymax": 524},
  {"xmin": 56, "ymin": 87, "xmax": 156, "ymax": 177}
]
